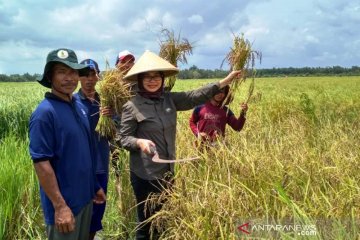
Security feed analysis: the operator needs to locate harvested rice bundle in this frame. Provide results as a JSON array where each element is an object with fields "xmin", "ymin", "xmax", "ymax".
[
  {"xmin": 159, "ymin": 28, "xmax": 193, "ymax": 91},
  {"xmin": 226, "ymin": 33, "xmax": 262, "ymax": 71},
  {"xmin": 222, "ymin": 33, "xmax": 261, "ymax": 106},
  {"xmin": 95, "ymin": 67, "xmax": 133, "ymax": 139}
]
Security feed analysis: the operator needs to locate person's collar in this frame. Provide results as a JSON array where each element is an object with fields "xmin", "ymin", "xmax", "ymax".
[
  {"xmin": 45, "ymin": 92, "xmax": 75, "ymax": 103},
  {"xmin": 77, "ymin": 89, "xmax": 87, "ymax": 100},
  {"xmin": 78, "ymin": 88, "xmax": 99, "ymax": 101}
]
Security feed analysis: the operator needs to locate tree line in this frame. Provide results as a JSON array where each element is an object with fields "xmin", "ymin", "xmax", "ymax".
[
  {"xmin": 178, "ymin": 65, "xmax": 360, "ymax": 79},
  {"xmin": 0, "ymin": 73, "xmax": 41, "ymax": 82},
  {"xmin": 1, "ymin": 65, "xmax": 360, "ymax": 82}
]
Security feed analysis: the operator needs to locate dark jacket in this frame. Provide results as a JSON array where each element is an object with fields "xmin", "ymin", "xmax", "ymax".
[{"xmin": 119, "ymin": 82, "xmax": 220, "ymax": 180}]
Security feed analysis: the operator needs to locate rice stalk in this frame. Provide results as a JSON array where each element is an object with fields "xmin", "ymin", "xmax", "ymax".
[
  {"xmin": 222, "ymin": 33, "xmax": 262, "ymax": 106},
  {"xmin": 95, "ymin": 64, "xmax": 133, "ymax": 139},
  {"xmin": 226, "ymin": 33, "xmax": 262, "ymax": 71},
  {"xmin": 245, "ymin": 77, "xmax": 255, "ymax": 104},
  {"xmin": 159, "ymin": 28, "xmax": 193, "ymax": 91}
]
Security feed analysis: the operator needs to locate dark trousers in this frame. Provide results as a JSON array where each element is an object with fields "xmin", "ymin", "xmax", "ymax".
[{"xmin": 130, "ymin": 171, "xmax": 173, "ymax": 240}]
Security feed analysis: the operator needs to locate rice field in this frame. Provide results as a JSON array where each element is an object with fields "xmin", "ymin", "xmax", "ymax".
[{"xmin": 0, "ymin": 76, "xmax": 359, "ymax": 239}]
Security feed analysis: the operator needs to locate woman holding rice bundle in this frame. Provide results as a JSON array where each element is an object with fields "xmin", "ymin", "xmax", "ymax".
[{"xmin": 119, "ymin": 50, "xmax": 241, "ymax": 239}]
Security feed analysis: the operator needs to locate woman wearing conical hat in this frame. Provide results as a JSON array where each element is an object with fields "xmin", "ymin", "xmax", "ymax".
[{"xmin": 119, "ymin": 50, "xmax": 241, "ymax": 239}]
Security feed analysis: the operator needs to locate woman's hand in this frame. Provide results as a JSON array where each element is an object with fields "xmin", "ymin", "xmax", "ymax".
[
  {"xmin": 219, "ymin": 70, "xmax": 242, "ymax": 88},
  {"xmin": 136, "ymin": 139, "xmax": 156, "ymax": 155}
]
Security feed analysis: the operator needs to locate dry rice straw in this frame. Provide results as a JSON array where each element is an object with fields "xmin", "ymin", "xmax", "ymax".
[
  {"xmin": 159, "ymin": 28, "xmax": 193, "ymax": 91},
  {"xmin": 95, "ymin": 65, "xmax": 133, "ymax": 139},
  {"xmin": 222, "ymin": 33, "xmax": 261, "ymax": 106}
]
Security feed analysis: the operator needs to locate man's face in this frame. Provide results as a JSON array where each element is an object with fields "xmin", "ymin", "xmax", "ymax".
[
  {"xmin": 117, "ymin": 56, "xmax": 134, "ymax": 73},
  {"xmin": 79, "ymin": 70, "xmax": 98, "ymax": 92},
  {"xmin": 51, "ymin": 63, "xmax": 79, "ymax": 94}
]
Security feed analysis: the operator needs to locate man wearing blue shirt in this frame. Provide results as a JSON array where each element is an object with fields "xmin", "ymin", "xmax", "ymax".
[
  {"xmin": 74, "ymin": 59, "xmax": 110, "ymax": 240},
  {"xmin": 29, "ymin": 48, "xmax": 106, "ymax": 240}
]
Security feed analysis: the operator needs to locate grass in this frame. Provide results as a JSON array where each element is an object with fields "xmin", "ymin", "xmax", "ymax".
[
  {"xmin": 0, "ymin": 76, "xmax": 359, "ymax": 239},
  {"xmin": 0, "ymin": 135, "xmax": 44, "ymax": 239}
]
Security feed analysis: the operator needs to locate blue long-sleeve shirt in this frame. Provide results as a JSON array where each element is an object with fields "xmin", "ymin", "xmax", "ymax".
[{"xmin": 74, "ymin": 90, "xmax": 110, "ymax": 175}]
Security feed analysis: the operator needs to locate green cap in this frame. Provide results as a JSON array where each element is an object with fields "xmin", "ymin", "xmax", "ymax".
[{"xmin": 38, "ymin": 48, "xmax": 90, "ymax": 88}]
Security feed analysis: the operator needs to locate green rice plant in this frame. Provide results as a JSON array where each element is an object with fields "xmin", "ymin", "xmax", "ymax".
[
  {"xmin": 101, "ymin": 149, "xmax": 137, "ymax": 239},
  {"xmin": 0, "ymin": 83, "xmax": 45, "ymax": 139},
  {"xmin": 0, "ymin": 135, "xmax": 44, "ymax": 240}
]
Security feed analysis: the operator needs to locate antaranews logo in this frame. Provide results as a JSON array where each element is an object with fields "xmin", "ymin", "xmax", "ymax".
[
  {"xmin": 237, "ymin": 222, "xmax": 251, "ymax": 234},
  {"xmin": 237, "ymin": 222, "xmax": 317, "ymax": 237}
]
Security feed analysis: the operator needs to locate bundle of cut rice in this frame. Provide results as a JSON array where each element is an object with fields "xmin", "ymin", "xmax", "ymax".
[
  {"xmin": 222, "ymin": 33, "xmax": 261, "ymax": 106},
  {"xmin": 159, "ymin": 28, "xmax": 193, "ymax": 91},
  {"xmin": 95, "ymin": 67, "xmax": 133, "ymax": 139}
]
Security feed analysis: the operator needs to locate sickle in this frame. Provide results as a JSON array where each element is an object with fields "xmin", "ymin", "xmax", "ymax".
[{"xmin": 150, "ymin": 146, "xmax": 200, "ymax": 163}]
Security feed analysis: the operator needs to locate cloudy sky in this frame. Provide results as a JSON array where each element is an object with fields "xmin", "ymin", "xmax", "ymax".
[{"xmin": 1, "ymin": 0, "xmax": 359, "ymax": 74}]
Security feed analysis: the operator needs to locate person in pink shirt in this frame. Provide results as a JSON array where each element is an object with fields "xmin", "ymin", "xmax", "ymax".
[{"xmin": 189, "ymin": 85, "xmax": 248, "ymax": 144}]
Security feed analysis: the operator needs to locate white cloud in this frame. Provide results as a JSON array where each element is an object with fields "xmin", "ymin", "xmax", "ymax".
[
  {"xmin": 313, "ymin": 51, "xmax": 337, "ymax": 61},
  {"xmin": 0, "ymin": 0, "xmax": 359, "ymax": 74},
  {"xmin": 188, "ymin": 14, "xmax": 203, "ymax": 24},
  {"xmin": 305, "ymin": 35, "xmax": 319, "ymax": 44}
]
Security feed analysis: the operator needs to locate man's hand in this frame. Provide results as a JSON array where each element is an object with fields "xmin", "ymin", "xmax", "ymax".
[
  {"xmin": 54, "ymin": 204, "xmax": 75, "ymax": 233},
  {"xmin": 93, "ymin": 188, "xmax": 106, "ymax": 204},
  {"xmin": 33, "ymin": 161, "xmax": 75, "ymax": 233},
  {"xmin": 100, "ymin": 106, "xmax": 114, "ymax": 117}
]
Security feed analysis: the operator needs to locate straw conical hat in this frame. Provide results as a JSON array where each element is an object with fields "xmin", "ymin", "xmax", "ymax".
[{"xmin": 124, "ymin": 50, "xmax": 179, "ymax": 81}]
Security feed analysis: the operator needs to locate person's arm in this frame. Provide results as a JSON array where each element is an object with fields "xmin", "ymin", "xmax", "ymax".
[
  {"xmin": 29, "ymin": 112, "xmax": 75, "ymax": 233},
  {"xmin": 171, "ymin": 70, "xmax": 242, "ymax": 111},
  {"xmin": 227, "ymin": 104, "xmax": 247, "ymax": 131},
  {"xmin": 119, "ymin": 101, "xmax": 156, "ymax": 155},
  {"xmin": 34, "ymin": 161, "xmax": 75, "ymax": 233},
  {"xmin": 189, "ymin": 107, "xmax": 200, "ymax": 136},
  {"xmin": 219, "ymin": 70, "xmax": 242, "ymax": 88},
  {"xmin": 119, "ymin": 102, "xmax": 139, "ymax": 151}
]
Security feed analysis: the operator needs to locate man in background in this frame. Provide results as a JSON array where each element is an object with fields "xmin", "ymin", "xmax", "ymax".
[{"xmin": 74, "ymin": 59, "xmax": 110, "ymax": 240}]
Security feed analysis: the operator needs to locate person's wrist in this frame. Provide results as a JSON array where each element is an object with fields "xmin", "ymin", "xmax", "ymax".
[
  {"xmin": 53, "ymin": 200, "xmax": 67, "ymax": 211},
  {"xmin": 136, "ymin": 139, "xmax": 142, "ymax": 147}
]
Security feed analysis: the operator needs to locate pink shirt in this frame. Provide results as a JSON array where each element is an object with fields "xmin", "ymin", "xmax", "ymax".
[{"xmin": 189, "ymin": 102, "xmax": 246, "ymax": 140}]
